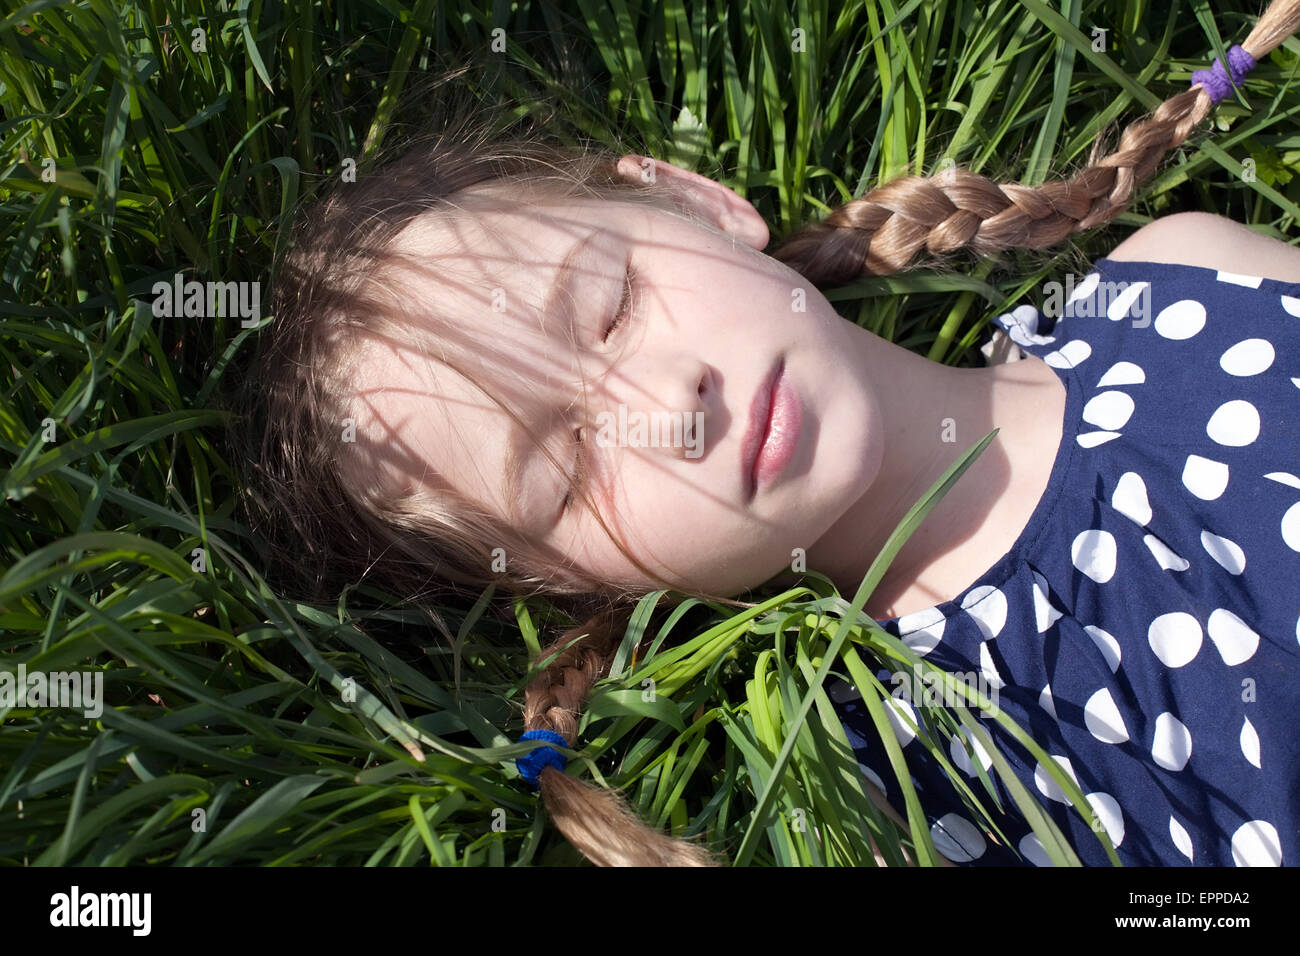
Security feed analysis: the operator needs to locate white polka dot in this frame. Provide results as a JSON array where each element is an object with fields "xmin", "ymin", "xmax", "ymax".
[
  {"xmin": 1112, "ymin": 471, "xmax": 1152, "ymax": 526},
  {"xmin": 1106, "ymin": 282, "xmax": 1150, "ymax": 321},
  {"xmin": 1216, "ymin": 270, "xmax": 1263, "ymax": 288},
  {"xmin": 1265, "ymin": 471, "xmax": 1300, "ymax": 489},
  {"xmin": 1182, "ymin": 455, "xmax": 1229, "ymax": 500},
  {"xmin": 1095, "ymin": 361, "xmax": 1145, "ymax": 386},
  {"xmin": 1003, "ymin": 304, "xmax": 1056, "ymax": 345},
  {"xmin": 884, "ymin": 696, "xmax": 918, "ymax": 747},
  {"xmin": 1152, "ymin": 712, "xmax": 1193, "ymax": 771},
  {"xmin": 1207, "ymin": 608, "xmax": 1259, "ymax": 665},
  {"xmin": 1082, "ymin": 390, "xmax": 1134, "ymax": 430},
  {"xmin": 978, "ymin": 641, "xmax": 1005, "ymax": 691},
  {"xmin": 1044, "ymin": 339, "xmax": 1091, "ymax": 368},
  {"xmin": 1232, "ymin": 820, "xmax": 1282, "ymax": 866},
  {"xmin": 1034, "ymin": 755, "xmax": 1080, "ymax": 804},
  {"xmin": 1282, "ymin": 294, "xmax": 1300, "ymax": 317},
  {"xmin": 950, "ymin": 726, "xmax": 994, "ymax": 777},
  {"xmin": 1019, "ymin": 831, "xmax": 1053, "ymax": 867},
  {"xmin": 1072, "ymin": 528, "xmax": 1117, "ymax": 583},
  {"xmin": 1012, "ymin": 303, "xmax": 1041, "ymax": 331},
  {"xmin": 1148, "ymin": 612, "xmax": 1202, "ymax": 668},
  {"xmin": 961, "ymin": 585, "xmax": 1007, "ymax": 640},
  {"xmin": 1087, "ymin": 791, "xmax": 1124, "ymax": 847},
  {"xmin": 1084, "ymin": 624, "xmax": 1121, "ymax": 672},
  {"xmin": 858, "ymin": 761, "xmax": 886, "ymax": 797},
  {"xmin": 1031, "ymin": 569, "xmax": 1063, "ymax": 632},
  {"xmin": 898, "ymin": 605, "xmax": 945, "ymax": 656},
  {"xmin": 1219, "ymin": 338, "xmax": 1275, "ymax": 376},
  {"xmin": 1007, "ymin": 322, "xmax": 1049, "ymax": 348},
  {"xmin": 1206, "ymin": 400, "xmax": 1260, "ymax": 447},
  {"xmin": 1154, "ymin": 299, "xmax": 1206, "ymax": 339},
  {"xmin": 1240, "ymin": 716, "xmax": 1261, "ymax": 769},
  {"xmin": 1282, "ymin": 501, "xmax": 1300, "ymax": 552},
  {"xmin": 1170, "ymin": 816, "xmax": 1195, "ymax": 861},
  {"xmin": 1077, "ymin": 431, "xmax": 1121, "ymax": 448},
  {"xmin": 878, "ymin": 697, "xmax": 920, "ymax": 749},
  {"xmin": 1293, "ymin": 377, "xmax": 1300, "ymax": 389},
  {"xmin": 1065, "ymin": 271, "xmax": 1100, "ymax": 306},
  {"xmin": 1039, "ymin": 683, "xmax": 1057, "ymax": 720},
  {"xmin": 1084, "ymin": 688, "xmax": 1130, "ymax": 744},
  {"xmin": 1201, "ymin": 530, "xmax": 1245, "ymax": 574},
  {"xmin": 1144, "ymin": 534, "xmax": 1189, "ymax": 571},
  {"xmin": 931, "ymin": 813, "xmax": 987, "ymax": 862}
]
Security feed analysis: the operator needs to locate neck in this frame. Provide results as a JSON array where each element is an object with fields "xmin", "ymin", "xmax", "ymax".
[{"xmin": 798, "ymin": 321, "xmax": 1062, "ymax": 619}]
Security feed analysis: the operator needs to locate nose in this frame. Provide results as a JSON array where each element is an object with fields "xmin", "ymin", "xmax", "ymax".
[{"xmin": 586, "ymin": 350, "xmax": 713, "ymax": 462}]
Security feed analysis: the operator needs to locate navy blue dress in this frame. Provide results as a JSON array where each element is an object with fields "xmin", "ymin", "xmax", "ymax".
[{"xmin": 830, "ymin": 257, "xmax": 1300, "ymax": 866}]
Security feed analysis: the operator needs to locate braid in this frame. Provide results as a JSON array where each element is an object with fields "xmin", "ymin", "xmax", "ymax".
[
  {"xmin": 770, "ymin": 0, "xmax": 1300, "ymax": 284},
  {"xmin": 523, "ymin": 607, "xmax": 724, "ymax": 866}
]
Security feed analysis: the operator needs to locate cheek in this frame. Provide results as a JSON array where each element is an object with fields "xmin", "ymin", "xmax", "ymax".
[
  {"xmin": 621, "ymin": 478, "xmax": 803, "ymax": 587},
  {"xmin": 569, "ymin": 425, "xmax": 836, "ymax": 592},
  {"xmin": 550, "ymin": 482, "xmax": 655, "ymax": 584},
  {"xmin": 559, "ymin": 478, "xmax": 703, "ymax": 586}
]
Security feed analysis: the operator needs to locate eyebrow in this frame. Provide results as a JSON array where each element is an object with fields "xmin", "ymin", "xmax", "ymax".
[{"xmin": 499, "ymin": 228, "xmax": 598, "ymax": 525}]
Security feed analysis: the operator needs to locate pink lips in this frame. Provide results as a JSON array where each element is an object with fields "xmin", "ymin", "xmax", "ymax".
[{"xmin": 741, "ymin": 359, "xmax": 802, "ymax": 499}]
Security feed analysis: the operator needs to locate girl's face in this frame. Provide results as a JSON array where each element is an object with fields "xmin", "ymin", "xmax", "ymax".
[{"xmin": 349, "ymin": 178, "xmax": 887, "ymax": 597}]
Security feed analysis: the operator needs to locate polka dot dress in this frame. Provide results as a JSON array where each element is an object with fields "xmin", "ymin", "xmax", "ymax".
[{"xmin": 830, "ymin": 257, "xmax": 1300, "ymax": 866}]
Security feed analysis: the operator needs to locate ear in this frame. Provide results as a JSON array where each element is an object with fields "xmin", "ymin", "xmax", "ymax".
[{"xmin": 615, "ymin": 154, "xmax": 770, "ymax": 251}]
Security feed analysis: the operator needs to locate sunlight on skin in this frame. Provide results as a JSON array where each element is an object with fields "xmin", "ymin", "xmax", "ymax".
[{"xmin": 344, "ymin": 156, "xmax": 1068, "ymax": 620}]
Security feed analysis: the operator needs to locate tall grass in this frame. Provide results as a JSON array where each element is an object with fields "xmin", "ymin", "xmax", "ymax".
[{"xmin": 1, "ymin": 0, "xmax": 1297, "ymax": 866}]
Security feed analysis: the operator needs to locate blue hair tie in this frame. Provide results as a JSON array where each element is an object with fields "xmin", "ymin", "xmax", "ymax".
[
  {"xmin": 1191, "ymin": 44, "xmax": 1256, "ymax": 104},
  {"xmin": 516, "ymin": 729, "xmax": 568, "ymax": 788}
]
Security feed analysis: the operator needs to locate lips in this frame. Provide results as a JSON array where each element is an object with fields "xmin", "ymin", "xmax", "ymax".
[{"xmin": 741, "ymin": 358, "xmax": 801, "ymax": 499}]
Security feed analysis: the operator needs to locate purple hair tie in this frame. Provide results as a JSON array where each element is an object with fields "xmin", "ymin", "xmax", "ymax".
[{"xmin": 1191, "ymin": 44, "xmax": 1256, "ymax": 104}]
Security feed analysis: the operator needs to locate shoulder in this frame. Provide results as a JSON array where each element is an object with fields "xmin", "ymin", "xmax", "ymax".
[{"xmin": 1106, "ymin": 212, "xmax": 1300, "ymax": 284}]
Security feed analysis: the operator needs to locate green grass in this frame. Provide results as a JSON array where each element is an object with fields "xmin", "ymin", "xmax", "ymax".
[{"xmin": 1, "ymin": 0, "xmax": 1297, "ymax": 866}]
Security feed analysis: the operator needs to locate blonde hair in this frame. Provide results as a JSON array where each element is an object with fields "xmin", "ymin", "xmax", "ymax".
[{"xmin": 236, "ymin": 0, "xmax": 1300, "ymax": 866}]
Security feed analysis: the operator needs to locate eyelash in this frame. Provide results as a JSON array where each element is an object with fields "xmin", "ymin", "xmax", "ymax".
[
  {"xmin": 563, "ymin": 263, "xmax": 637, "ymax": 511},
  {"xmin": 603, "ymin": 263, "xmax": 637, "ymax": 342}
]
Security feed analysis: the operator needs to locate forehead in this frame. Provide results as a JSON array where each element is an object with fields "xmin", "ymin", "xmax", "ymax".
[{"xmin": 404, "ymin": 193, "xmax": 597, "ymax": 290}]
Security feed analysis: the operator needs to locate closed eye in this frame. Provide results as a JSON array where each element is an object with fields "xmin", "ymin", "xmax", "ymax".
[
  {"xmin": 603, "ymin": 263, "xmax": 636, "ymax": 343},
  {"xmin": 564, "ymin": 261, "xmax": 636, "ymax": 514},
  {"xmin": 562, "ymin": 426, "xmax": 586, "ymax": 513}
]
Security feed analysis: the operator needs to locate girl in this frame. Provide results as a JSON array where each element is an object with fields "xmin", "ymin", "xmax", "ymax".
[{"xmin": 239, "ymin": 2, "xmax": 1300, "ymax": 866}]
